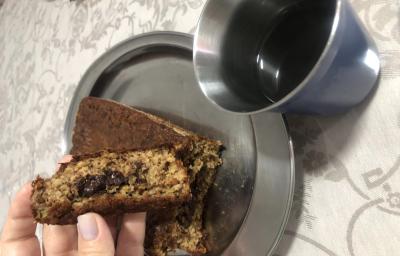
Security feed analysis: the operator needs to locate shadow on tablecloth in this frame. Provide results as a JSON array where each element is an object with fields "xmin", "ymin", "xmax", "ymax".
[{"xmin": 274, "ymin": 75, "xmax": 381, "ymax": 255}]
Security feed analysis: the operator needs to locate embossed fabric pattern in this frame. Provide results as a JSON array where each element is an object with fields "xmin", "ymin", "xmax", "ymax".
[{"xmin": 0, "ymin": 0, "xmax": 399, "ymax": 255}]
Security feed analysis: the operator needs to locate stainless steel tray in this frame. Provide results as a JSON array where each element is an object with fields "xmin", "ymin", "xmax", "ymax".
[{"xmin": 64, "ymin": 32, "xmax": 294, "ymax": 256}]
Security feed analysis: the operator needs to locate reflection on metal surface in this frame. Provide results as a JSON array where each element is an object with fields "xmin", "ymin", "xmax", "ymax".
[
  {"xmin": 194, "ymin": 0, "xmax": 381, "ymax": 114},
  {"xmin": 363, "ymin": 49, "xmax": 380, "ymax": 71},
  {"xmin": 64, "ymin": 32, "xmax": 294, "ymax": 255}
]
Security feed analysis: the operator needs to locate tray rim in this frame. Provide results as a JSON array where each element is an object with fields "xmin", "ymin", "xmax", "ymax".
[{"xmin": 63, "ymin": 31, "xmax": 295, "ymax": 256}]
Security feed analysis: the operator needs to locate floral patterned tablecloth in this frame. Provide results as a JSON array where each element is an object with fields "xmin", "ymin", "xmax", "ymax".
[{"xmin": 0, "ymin": 0, "xmax": 399, "ymax": 255}]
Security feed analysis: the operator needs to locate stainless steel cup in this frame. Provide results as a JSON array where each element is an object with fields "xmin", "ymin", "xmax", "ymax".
[{"xmin": 193, "ymin": 0, "xmax": 380, "ymax": 114}]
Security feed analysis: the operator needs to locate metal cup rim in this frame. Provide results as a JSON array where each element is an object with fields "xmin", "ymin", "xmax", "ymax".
[{"xmin": 193, "ymin": 0, "xmax": 343, "ymax": 114}]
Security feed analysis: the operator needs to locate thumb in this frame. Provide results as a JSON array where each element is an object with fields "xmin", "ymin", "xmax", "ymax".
[{"xmin": 77, "ymin": 213, "xmax": 115, "ymax": 256}]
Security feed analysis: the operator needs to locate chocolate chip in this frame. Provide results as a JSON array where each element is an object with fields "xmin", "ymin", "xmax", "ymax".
[
  {"xmin": 104, "ymin": 170, "xmax": 127, "ymax": 186},
  {"xmin": 136, "ymin": 177, "xmax": 145, "ymax": 184},
  {"xmin": 76, "ymin": 175, "xmax": 107, "ymax": 197}
]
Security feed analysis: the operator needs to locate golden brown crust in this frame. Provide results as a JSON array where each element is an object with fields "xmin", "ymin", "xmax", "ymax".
[{"xmin": 71, "ymin": 97, "xmax": 192, "ymax": 155}]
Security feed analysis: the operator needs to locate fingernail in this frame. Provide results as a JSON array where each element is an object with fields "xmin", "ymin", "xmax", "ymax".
[{"xmin": 78, "ymin": 214, "xmax": 99, "ymax": 240}]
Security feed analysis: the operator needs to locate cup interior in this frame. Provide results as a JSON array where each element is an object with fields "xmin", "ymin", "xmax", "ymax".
[{"xmin": 198, "ymin": 0, "xmax": 338, "ymax": 113}]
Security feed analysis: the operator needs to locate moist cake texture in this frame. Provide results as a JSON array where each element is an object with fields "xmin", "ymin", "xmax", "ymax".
[
  {"xmin": 32, "ymin": 148, "xmax": 190, "ymax": 225},
  {"xmin": 69, "ymin": 97, "xmax": 223, "ymax": 255},
  {"xmin": 145, "ymin": 138, "xmax": 222, "ymax": 255}
]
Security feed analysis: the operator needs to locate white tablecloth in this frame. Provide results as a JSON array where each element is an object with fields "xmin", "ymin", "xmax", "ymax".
[{"xmin": 0, "ymin": 0, "xmax": 399, "ymax": 255}]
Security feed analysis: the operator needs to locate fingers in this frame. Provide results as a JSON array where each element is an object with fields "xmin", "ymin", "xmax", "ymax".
[
  {"xmin": 77, "ymin": 213, "xmax": 115, "ymax": 256},
  {"xmin": 43, "ymin": 224, "xmax": 77, "ymax": 256},
  {"xmin": 116, "ymin": 212, "xmax": 146, "ymax": 256},
  {"xmin": 1, "ymin": 184, "xmax": 36, "ymax": 241},
  {"xmin": 0, "ymin": 183, "xmax": 40, "ymax": 256}
]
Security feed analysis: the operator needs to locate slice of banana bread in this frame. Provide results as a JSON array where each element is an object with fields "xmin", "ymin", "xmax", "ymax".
[
  {"xmin": 145, "ymin": 139, "xmax": 222, "ymax": 256},
  {"xmin": 70, "ymin": 97, "xmax": 223, "ymax": 255},
  {"xmin": 32, "ymin": 147, "xmax": 191, "ymax": 225}
]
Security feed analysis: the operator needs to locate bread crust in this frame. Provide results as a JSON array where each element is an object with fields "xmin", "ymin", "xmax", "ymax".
[
  {"xmin": 31, "ymin": 148, "xmax": 191, "ymax": 225},
  {"xmin": 71, "ymin": 97, "xmax": 193, "ymax": 155}
]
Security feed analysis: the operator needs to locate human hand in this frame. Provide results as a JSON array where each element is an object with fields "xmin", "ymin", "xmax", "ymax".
[{"xmin": 0, "ymin": 183, "xmax": 146, "ymax": 256}]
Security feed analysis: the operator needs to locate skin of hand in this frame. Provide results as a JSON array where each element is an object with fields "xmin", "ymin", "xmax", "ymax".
[{"xmin": 0, "ymin": 182, "xmax": 146, "ymax": 256}]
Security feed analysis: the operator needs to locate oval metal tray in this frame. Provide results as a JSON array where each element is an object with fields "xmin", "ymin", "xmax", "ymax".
[{"xmin": 64, "ymin": 32, "xmax": 294, "ymax": 256}]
